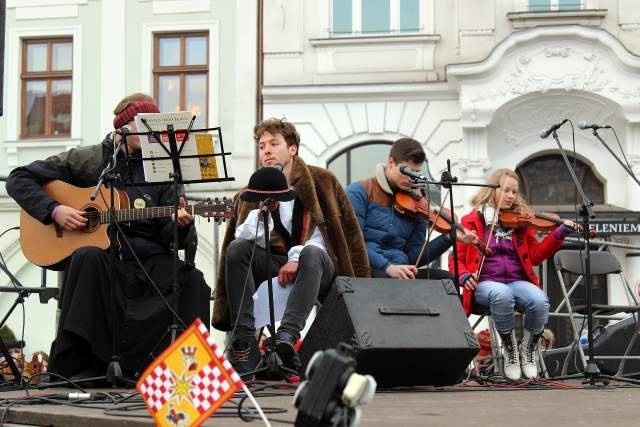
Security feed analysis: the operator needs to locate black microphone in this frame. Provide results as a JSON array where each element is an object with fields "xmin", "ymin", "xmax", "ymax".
[
  {"xmin": 578, "ymin": 121, "xmax": 611, "ymax": 131},
  {"xmin": 399, "ymin": 165, "xmax": 427, "ymax": 181},
  {"xmin": 115, "ymin": 124, "xmax": 132, "ymax": 135},
  {"xmin": 540, "ymin": 119, "xmax": 569, "ymax": 139}
]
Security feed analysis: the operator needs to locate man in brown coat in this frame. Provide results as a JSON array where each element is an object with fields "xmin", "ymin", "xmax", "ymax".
[{"xmin": 212, "ymin": 118, "xmax": 370, "ymax": 375}]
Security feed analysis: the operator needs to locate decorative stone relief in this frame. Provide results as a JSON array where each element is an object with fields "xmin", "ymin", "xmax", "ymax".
[
  {"xmin": 471, "ymin": 46, "xmax": 611, "ymax": 106},
  {"xmin": 495, "ymin": 97, "xmax": 614, "ymax": 146}
]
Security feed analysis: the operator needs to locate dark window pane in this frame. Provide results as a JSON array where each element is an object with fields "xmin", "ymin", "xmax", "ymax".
[
  {"xmin": 400, "ymin": 0, "xmax": 419, "ymax": 32},
  {"xmin": 185, "ymin": 36, "xmax": 207, "ymax": 65},
  {"xmin": 52, "ymin": 42, "xmax": 72, "ymax": 71},
  {"xmin": 185, "ymin": 74, "xmax": 207, "ymax": 128},
  {"xmin": 27, "ymin": 43, "xmax": 47, "ymax": 72},
  {"xmin": 158, "ymin": 75, "xmax": 181, "ymax": 112},
  {"xmin": 516, "ymin": 154, "xmax": 604, "ymax": 205},
  {"xmin": 51, "ymin": 79, "xmax": 72, "ymax": 135},
  {"xmin": 362, "ymin": 0, "xmax": 390, "ymax": 33},
  {"xmin": 25, "ymin": 80, "xmax": 47, "ymax": 136},
  {"xmin": 529, "ymin": 0, "xmax": 550, "ymax": 11},
  {"xmin": 333, "ymin": 0, "xmax": 352, "ymax": 34},
  {"xmin": 159, "ymin": 37, "xmax": 180, "ymax": 66}
]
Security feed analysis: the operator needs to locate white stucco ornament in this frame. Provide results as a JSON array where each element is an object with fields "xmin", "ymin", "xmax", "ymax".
[{"xmin": 448, "ymin": 26, "xmax": 640, "ymax": 127}]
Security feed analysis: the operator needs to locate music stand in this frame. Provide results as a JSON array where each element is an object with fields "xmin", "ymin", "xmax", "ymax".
[{"xmin": 89, "ymin": 117, "xmax": 234, "ymax": 385}]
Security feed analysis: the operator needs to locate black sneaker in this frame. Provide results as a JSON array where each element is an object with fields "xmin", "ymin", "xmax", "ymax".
[
  {"xmin": 275, "ymin": 329, "xmax": 300, "ymax": 373},
  {"xmin": 230, "ymin": 337, "xmax": 261, "ymax": 378}
]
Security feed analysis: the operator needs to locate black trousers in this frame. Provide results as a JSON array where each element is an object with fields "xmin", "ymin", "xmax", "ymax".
[
  {"xmin": 225, "ymin": 239, "xmax": 335, "ymax": 340},
  {"xmin": 49, "ymin": 247, "xmax": 210, "ymax": 379}
]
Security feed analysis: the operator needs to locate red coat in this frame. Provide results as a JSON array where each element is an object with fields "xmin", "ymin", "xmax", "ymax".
[{"xmin": 449, "ymin": 210, "xmax": 565, "ymax": 316}]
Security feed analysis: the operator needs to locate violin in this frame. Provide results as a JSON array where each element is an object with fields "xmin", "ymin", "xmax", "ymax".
[
  {"xmin": 498, "ymin": 209, "xmax": 596, "ymax": 237},
  {"xmin": 394, "ymin": 191, "xmax": 493, "ymax": 256}
]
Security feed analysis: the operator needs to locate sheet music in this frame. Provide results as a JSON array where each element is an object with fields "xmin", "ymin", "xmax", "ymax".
[
  {"xmin": 134, "ymin": 111, "xmax": 219, "ymax": 182},
  {"xmin": 252, "ymin": 277, "xmax": 293, "ymax": 329}
]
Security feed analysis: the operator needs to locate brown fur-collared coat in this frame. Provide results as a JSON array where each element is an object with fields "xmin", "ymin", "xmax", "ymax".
[{"xmin": 211, "ymin": 156, "xmax": 371, "ymax": 331}]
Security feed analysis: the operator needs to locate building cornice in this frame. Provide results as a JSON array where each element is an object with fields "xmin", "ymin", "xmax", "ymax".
[
  {"xmin": 309, "ymin": 33, "xmax": 441, "ymax": 47},
  {"xmin": 263, "ymin": 83, "xmax": 456, "ymax": 103},
  {"xmin": 507, "ymin": 9, "xmax": 608, "ymax": 29}
]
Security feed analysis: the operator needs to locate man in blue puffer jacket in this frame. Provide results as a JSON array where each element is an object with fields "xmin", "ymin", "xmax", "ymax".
[{"xmin": 346, "ymin": 138, "xmax": 477, "ymax": 280}]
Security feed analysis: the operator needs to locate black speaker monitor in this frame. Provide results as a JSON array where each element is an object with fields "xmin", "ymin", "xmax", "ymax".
[{"xmin": 299, "ymin": 277, "xmax": 480, "ymax": 387}]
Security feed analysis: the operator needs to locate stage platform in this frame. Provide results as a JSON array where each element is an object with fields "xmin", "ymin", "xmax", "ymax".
[{"xmin": 0, "ymin": 379, "xmax": 636, "ymax": 426}]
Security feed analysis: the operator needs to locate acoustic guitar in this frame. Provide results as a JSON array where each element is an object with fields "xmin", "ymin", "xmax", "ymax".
[{"xmin": 19, "ymin": 180, "xmax": 234, "ymax": 267}]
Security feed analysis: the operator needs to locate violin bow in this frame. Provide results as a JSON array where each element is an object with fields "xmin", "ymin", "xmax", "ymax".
[
  {"xmin": 414, "ymin": 188, "xmax": 450, "ymax": 269},
  {"xmin": 474, "ymin": 190, "xmax": 505, "ymax": 279}
]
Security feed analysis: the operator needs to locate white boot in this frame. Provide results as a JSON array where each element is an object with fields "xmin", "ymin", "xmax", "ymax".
[
  {"xmin": 499, "ymin": 330, "xmax": 521, "ymax": 381},
  {"xmin": 520, "ymin": 329, "xmax": 542, "ymax": 379}
]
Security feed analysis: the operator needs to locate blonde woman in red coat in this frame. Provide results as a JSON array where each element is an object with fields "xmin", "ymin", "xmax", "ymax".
[{"xmin": 449, "ymin": 169, "xmax": 575, "ymax": 381}]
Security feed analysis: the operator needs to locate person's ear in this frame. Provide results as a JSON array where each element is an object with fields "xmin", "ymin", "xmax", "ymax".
[
  {"xmin": 289, "ymin": 143, "xmax": 298, "ymax": 157},
  {"xmin": 387, "ymin": 157, "xmax": 395, "ymax": 169}
]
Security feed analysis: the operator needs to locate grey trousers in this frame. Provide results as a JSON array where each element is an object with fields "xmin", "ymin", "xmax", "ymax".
[{"xmin": 225, "ymin": 239, "xmax": 335, "ymax": 339}]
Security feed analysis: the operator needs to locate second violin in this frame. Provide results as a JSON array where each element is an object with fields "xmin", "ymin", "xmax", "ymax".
[{"xmin": 498, "ymin": 209, "xmax": 596, "ymax": 237}]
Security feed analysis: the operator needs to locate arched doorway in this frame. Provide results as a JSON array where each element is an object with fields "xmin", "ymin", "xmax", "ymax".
[{"xmin": 517, "ymin": 153, "xmax": 607, "ymax": 348}]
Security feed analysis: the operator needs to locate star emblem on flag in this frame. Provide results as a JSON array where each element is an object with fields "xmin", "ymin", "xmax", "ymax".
[{"xmin": 137, "ymin": 318, "xmax": 243, "ymax": 427}]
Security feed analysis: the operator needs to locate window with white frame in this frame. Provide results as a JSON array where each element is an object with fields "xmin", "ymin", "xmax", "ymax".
[
  {"xmin": 153, "ymin": 32, "xmax": 209, "ymax": 129},
  {"xmin": 21, "ymin": 37, "xmax": 73, "ymax": 139},
  {"xmin": 332, "ymin": 0, "xmax": 422, "ymax": 36},
  {"xmin": 528, "ymin": 0, "xmax": 583, "ymax": 11}
]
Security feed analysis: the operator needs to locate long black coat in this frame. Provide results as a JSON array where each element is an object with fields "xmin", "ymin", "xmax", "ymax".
[{"xmin": 6, "ymin": 135, "xmax": 210, "ymax": 378}]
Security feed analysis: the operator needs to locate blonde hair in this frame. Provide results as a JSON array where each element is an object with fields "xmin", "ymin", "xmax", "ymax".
[{"xmin": 470, "ymin": 168, "xmax": 530, "ymax": 212}]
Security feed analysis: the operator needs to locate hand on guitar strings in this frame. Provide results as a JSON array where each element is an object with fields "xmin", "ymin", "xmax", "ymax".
[{"xmin": 54, "ymin": 205, "xmax": 88, "ymax": 231}]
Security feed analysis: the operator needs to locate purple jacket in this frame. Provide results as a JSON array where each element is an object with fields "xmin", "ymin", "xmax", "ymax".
[{"xmin": 478, "ymin": 226, "xmax": 569, "ymax": 283}]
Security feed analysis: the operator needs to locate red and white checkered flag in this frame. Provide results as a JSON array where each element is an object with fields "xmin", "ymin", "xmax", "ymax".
[{"xmin": 137, "ymin": 319, "xmax": 243, "ymax": 426}]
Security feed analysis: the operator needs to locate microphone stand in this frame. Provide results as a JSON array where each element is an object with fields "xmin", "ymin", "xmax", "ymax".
[
  {"xmin": 244, "ymin": 198, "xmax": 298, "ymax": 381},
  {"xmin": 90, "ymin": 133, "xmax": 126, "ymax": 386},
  {"xmin": 589, "ymin": 129, "xmax": 640, "ymax": 187},
  {"xmin": 409, "ymin": 160, "xmax": 498, "ymax": 296},
  {"xmin": 551, "ymin": 129, "xmax": 613, "ymax": 386}
]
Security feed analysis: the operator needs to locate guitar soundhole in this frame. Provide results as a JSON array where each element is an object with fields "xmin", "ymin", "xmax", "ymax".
[{"xmin": 83, "ymin": 206, "xmax": 100, "ymax": 232}]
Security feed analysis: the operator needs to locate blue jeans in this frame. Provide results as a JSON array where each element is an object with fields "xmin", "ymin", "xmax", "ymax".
[{"xmin": 474, "ymin": 280, "xmax": 549, "ymax": 334}]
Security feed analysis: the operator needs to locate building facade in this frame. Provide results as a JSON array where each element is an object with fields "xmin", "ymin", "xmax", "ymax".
[
  {"xmin": 3, "ymin": 0, "xmax": 640, "ymax": 354},
  {"xmin": 263, "ymin": 0, "xmax": 640, "ymax": 345},
  {"xmin": 0, "ymin": 0, "xmax": 257, "ymax": 354}
]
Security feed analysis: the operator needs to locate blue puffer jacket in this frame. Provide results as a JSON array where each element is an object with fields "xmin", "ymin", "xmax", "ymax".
[{"xmin": 345, "ymin": 164, "xmax": 452, "ymax": 272}]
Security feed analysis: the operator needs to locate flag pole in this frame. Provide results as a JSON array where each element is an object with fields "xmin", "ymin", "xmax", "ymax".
[{"xmin": 241, "ymin": 383, "xmax": 273, "ymax": 427}]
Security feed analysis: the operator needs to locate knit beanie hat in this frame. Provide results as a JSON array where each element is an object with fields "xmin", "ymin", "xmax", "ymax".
[{"xmin": 113, "ymin": 100, "xmax": 160, "ymax": 129}]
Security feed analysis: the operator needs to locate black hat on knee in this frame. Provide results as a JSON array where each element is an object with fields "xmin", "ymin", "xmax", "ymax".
[{"xmin": 240, "ymin": 166, "xmax": 297, "ymax": 202}]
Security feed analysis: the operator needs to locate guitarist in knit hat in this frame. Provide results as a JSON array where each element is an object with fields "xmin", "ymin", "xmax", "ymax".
[{"xmin": 6, "ymin": 93, "xmax": 210, "ymax": 382}]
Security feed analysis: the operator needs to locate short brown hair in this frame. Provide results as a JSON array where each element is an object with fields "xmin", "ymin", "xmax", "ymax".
[
  {"xmin": 254, "ymin": 118, "xmax": 300, "ymax": 150},
  {"xmin": 389, "ymin": 138, "xmax": 425, "ymax": 164},
  {"xmin": 113, "ymin": 92, "xmax": 156, "ymax": 115}
]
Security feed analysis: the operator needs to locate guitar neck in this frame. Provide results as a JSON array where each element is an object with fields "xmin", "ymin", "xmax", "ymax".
[{"xmin": 99, "ymin": 205, "xmax": 191, "ymax": 224}]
